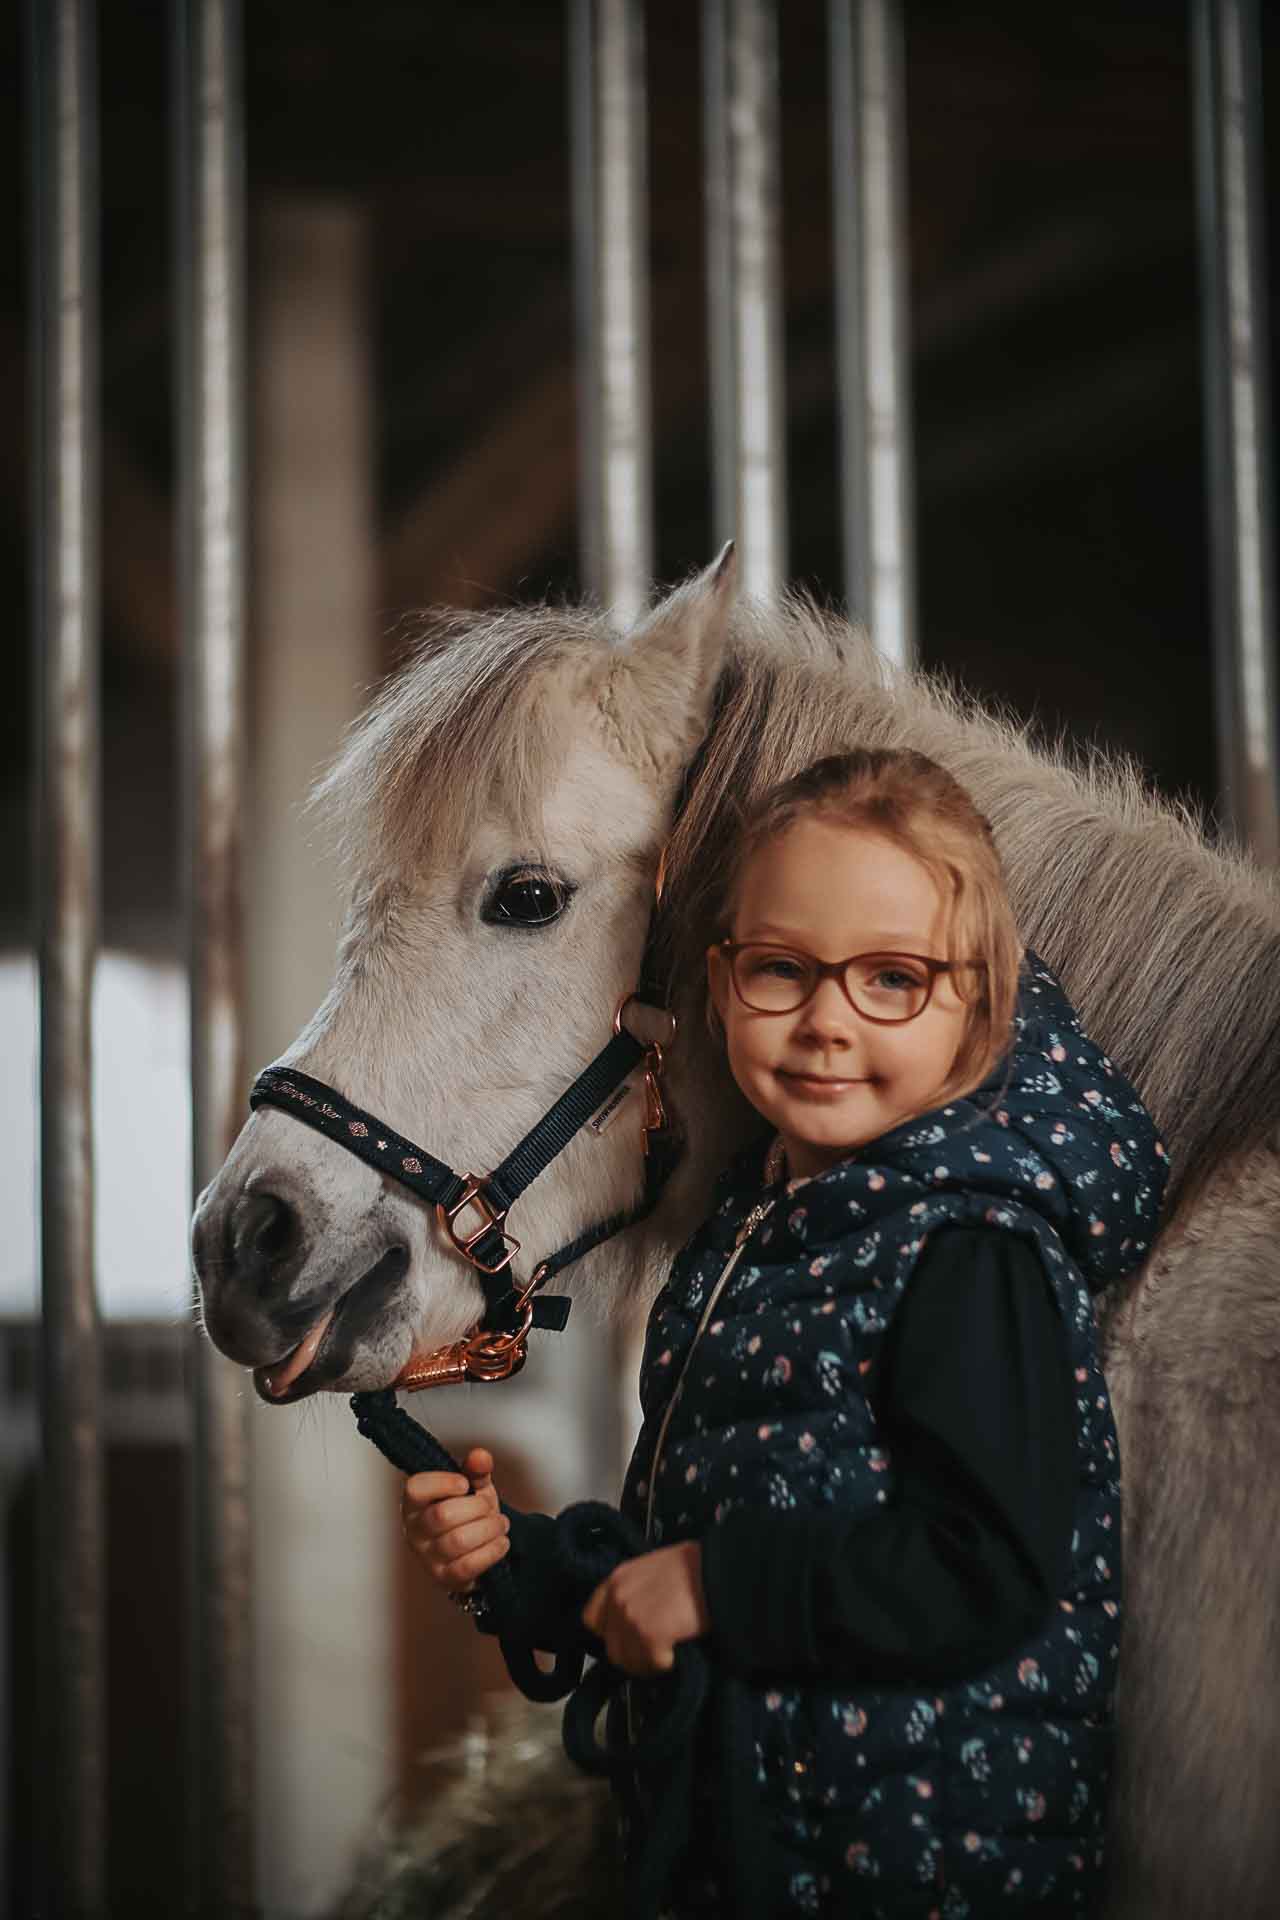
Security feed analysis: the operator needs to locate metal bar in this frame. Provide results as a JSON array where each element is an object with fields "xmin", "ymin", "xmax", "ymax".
[
  {"xmin": 829, "ymin": 0, "xmax": 916, "ymax": 668},
  {"xmin": 704, "ymin": 0, "xmax": 786, "ymax": 598},
  {"xmin": 175, "ymin": 3, "xmax": 255, "ymax": 1913},
  {"xmin": 31, "ymin": 0, "xmax": 105, "ymax": 1911},
  {"xmin": 1191, "ymin": 0, "xmax": 1278, "ymax": 862},
  {"xmin": 569, "ymin": 0, "xmax": 653, "ymax": 626}
]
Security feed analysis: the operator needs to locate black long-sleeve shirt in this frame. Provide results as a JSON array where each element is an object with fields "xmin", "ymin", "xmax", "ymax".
[
  {"xmin": 493, "ymin": 1226, "xmax": 1079, "ymax": 1685},
  {"xmin": 699, "ymin": 1225, "xmax": 1078, "ymax": 1682}
]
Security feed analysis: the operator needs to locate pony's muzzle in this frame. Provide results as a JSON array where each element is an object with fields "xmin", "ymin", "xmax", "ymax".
[
  {"xmin": 232, "ymin": 1188, "xmax": 300, "ymax": 1274},
  {"xmin": 193, "ymin": 1180, "xmax": 314, "ymax": 1364}
]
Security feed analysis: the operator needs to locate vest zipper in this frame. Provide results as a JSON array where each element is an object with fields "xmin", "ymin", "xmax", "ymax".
[
  {"xmin": 643, "ymin": 1193, "xmax": 779, "ymax": 1543},
  {"xmin": 626, "ymin": 1192, "xmax": 780, "ymax": 1751}
]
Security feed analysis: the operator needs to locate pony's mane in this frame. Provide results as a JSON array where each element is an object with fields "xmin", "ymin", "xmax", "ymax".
[
  {"xmin": 310, "ymin": 603, "xmax": 617, "ymax": 875},
  {"xmin": 314, "ymin": 588, "xmax": 1280, "ymax": 1222},
  {"xmin": 657, "ymin": 595, "xmax": 1280, "ymax": 1222}
]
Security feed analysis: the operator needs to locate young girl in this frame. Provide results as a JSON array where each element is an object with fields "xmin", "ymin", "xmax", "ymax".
[{"xmin": 403, "ymin": 747, "xmax": 1167, "ymax": 1918}]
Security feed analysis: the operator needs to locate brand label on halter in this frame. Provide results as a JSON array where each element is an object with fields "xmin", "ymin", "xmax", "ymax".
[{"xmin": 587, "ymin": 1076, "xmax": 637, "ymax": 1135}]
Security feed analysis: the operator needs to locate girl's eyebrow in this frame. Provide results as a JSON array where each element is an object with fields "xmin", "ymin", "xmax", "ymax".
[{"xmin": 742, "ymin": 922, "xmax": 934, "ymax": 950}]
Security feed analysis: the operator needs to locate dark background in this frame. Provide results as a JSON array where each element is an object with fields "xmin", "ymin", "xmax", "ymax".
[{"xmin": 2, "ymin": 1, "xmax": 1277, "ymax": 953}]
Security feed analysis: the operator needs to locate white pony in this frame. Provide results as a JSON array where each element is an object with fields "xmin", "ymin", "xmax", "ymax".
[{"xmin": 195, "ymin": 556, "xmax": 1280, "ymax": 1918}]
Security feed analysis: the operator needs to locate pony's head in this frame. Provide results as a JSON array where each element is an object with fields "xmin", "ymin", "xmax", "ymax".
[{"xmin": 192, "ymin": 552, "xmax": 743, "ymax": 1401}]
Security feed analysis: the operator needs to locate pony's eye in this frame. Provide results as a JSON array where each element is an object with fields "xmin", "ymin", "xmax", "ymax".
[{"xmin": 483, "ymin": 868, "xmax": 574, "ymax": 928}]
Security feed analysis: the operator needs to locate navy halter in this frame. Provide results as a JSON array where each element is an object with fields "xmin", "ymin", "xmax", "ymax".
[
  {"xmin": 248, "ymin": 992, "xmax": 680, "ymax": 1350},
  {"xmin": 247, "ymin": 667, "xmax": 731, "ymax": 1388}
]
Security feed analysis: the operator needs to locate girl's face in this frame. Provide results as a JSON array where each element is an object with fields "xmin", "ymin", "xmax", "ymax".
[{"xmin": 706, "ymin": 817, "xmax": 972, "ymax": 1180}]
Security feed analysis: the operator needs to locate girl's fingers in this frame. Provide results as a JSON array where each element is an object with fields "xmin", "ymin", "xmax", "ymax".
[
  {"xmin": 403, "ymin": 1470, "xmax": 470, "ymax": 1510},
  {"xmin": 406, "ymin": 1507, "xmax": 509, "ymax": 1556},
  {"xmin": 606, "ymin": 1627, "xmax": 673, "ymax": 1676},
  {"xmin": 432, "ymin": 1514, "xmax": 510, "ymax": 1562},
  {"xmin": 581, "ymin": 1582, "xmax": 606, "ymax": 1634},
  {"xmin": 433, "ymin": 1534, "xmax": 509, "ymax": 1591},
  {"xmin": 415, "ymin": 1490, "xmax": 498, "ymax": 1537}
]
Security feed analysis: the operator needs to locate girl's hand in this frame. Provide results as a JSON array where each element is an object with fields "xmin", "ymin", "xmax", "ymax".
[
  {"xmin": 581, "ymin": 1540, "xmax": 709, "ymax": 1675},
  {"xmin": 401, "ymin": 1445, "xmax": 510, "ymax": 1598}
]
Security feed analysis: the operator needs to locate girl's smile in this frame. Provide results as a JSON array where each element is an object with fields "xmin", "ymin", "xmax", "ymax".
[
  {"xmin": 776, "ymin": 1069, "xmax": 869, "ymax": 1095},
  {"xmin": 707, "ymin": 817, "xmax": 971, "ymax": 1179}
]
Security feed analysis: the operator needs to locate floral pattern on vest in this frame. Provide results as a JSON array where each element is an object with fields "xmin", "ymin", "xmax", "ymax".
[{"xmin": 620, "ymin": 951, "xmax": 1168, "ymax": 1917}]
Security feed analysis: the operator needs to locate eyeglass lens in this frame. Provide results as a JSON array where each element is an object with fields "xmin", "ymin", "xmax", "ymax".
[{"xmin": 732, "ymin": 947, "xmax": 932, "ymax": 1021}]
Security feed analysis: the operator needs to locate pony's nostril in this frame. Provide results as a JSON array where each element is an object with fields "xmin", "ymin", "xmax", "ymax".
[{"xmin": 233, "ymin": 1190, "xmax": 298, "ymax": 1265}]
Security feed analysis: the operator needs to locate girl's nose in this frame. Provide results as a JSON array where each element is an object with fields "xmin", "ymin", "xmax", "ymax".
[{"xmin": 796, "ymin": 976, "xmax": 858, "ymax": 1041}]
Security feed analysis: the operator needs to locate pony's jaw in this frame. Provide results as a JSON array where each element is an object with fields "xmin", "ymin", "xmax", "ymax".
[{"xmin": 192, "ymin": 1107, "xmax": 486, "ymax": 1399}]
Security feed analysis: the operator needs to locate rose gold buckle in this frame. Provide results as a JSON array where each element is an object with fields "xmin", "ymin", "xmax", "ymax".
[
  {"xmin": 613, "ymin": 990, "xmax": 678, "ymax": 1046},
  {"xmin": 436, "ymin": 1176, "xmax": 521, "ymax": 1275},
  {"xmin": 613, "ymin": 990, "xmax": 638, "ymax": 1037},
  {"xmin": 396, "ymin": 1271, "xmax": 545, "ymax": 1394}
]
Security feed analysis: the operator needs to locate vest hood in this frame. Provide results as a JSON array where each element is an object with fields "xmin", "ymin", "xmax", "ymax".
[{"xmin": 709, "ymin": 949, "xmax": 1169, "ymax": 1292}]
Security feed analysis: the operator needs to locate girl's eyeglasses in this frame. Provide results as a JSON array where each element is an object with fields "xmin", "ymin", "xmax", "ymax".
[{"xmin": 717, "ymin": 939, "xmax": 984, "ymax": 1025}]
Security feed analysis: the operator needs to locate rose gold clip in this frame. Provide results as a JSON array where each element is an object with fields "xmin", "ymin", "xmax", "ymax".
[
  {"xmin": 613, "ymin": 990, "xmax": 676, "ymax": 1158},
  {"xmin": 641, "ymin": 1045, "xmax": 667, "ymax": 1153},
  {"xmin": 396, "ymin": 1262, "xmax": 550, "ymax": 1394}
]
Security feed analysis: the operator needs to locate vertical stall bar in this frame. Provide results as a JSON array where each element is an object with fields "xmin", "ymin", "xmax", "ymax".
[
  {"xmin": 1191, "ymin": 0, "xmax": 1278, "ymax": 862},
  {"xmin": 704, "ymin": 0, "xmax": 786, "ymax": 598},
  {"xmin": 31, "ymin": 1, "xmax": 105, "ymax": 1912},
  {"xmin": 570, "ymin": 0, "xmax": 653, "ymax": 626},
  {"xmin": 829, "ymin": 0, "xmax": 916, "ymax": 668},
  {"xmin": 32, "ymin": 1, "xmax": 104, "ymax": 1911},
  {"xmin": 569, "ymin": 0, "xmax": 654, "ymax": 1477},
  {"xmin": 175, "ymin": 3, "xmax": 255, "ymax": 1912}
]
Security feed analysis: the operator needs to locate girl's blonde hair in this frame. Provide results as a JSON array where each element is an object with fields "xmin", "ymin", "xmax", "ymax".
[{"xmin": 710, "ymin": 747, "xmax": 1023, "ymax": 1106}]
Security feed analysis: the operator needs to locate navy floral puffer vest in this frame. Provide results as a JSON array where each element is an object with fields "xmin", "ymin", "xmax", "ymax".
[{"xmin": 618, "ymin": 951, "xmax": 1168, "ymax": 1918}]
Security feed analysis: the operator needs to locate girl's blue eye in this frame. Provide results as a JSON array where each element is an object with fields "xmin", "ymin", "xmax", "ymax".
[{"xmin": 874, "ymin": 967, "xmax": 919, "ymax": 992}]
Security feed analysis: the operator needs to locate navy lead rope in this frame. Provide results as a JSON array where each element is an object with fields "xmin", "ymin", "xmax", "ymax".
[{"xmin": 352, "ymin": 1387, "xmax": 710, "ymax": 1920}]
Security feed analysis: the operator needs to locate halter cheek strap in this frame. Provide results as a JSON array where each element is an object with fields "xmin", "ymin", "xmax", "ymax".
[{"xmin": 248, "ymin": 998, "xmax": 681, "ymax": 1385}]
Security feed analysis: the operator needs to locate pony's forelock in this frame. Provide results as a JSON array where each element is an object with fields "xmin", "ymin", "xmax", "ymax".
[{"xmin": 307, "ymin": 603, "xmax": 621, "ymax": 880}]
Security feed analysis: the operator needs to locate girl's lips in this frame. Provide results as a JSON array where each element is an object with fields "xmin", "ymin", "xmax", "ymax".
[{"xmin": 778, "ymin": 1069, "xmax": 865, "ymax": 1096}]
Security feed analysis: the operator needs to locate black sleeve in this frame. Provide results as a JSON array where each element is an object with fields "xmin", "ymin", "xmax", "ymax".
[
  {"xmin": 473, "ymin": 1507, "xmax": 600, "ymax": 1653},
  {"xmin": 700, "ymin": 1226, "xmax": 1079, "ymax": 1683}
]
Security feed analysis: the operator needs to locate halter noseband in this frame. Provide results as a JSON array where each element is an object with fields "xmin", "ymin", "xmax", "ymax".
[{"xmin": 248, "ymin": 981, "xmax": 678, "ymax": 1390}]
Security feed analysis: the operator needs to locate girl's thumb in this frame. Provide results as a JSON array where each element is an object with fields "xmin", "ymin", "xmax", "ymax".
[{"xmin": 465, "ymin": 1446, "xmax": 494, "ymax": 1487}]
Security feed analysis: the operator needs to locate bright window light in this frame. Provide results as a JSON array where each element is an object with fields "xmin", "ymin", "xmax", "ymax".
[{"xmin": 0, "ymin": 952, "xmax": 193, "ymax": 1321}]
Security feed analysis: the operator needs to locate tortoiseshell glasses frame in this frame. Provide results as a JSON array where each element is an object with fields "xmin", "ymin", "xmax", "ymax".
[{"xmin": 716, "ymin": 939, "xmax": 985, "ymax": 1025}]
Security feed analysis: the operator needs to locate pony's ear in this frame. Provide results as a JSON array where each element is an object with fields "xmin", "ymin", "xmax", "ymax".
[{"xmin": 613, "ymin": 543, "xmax": 737, "ymax": 767}]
